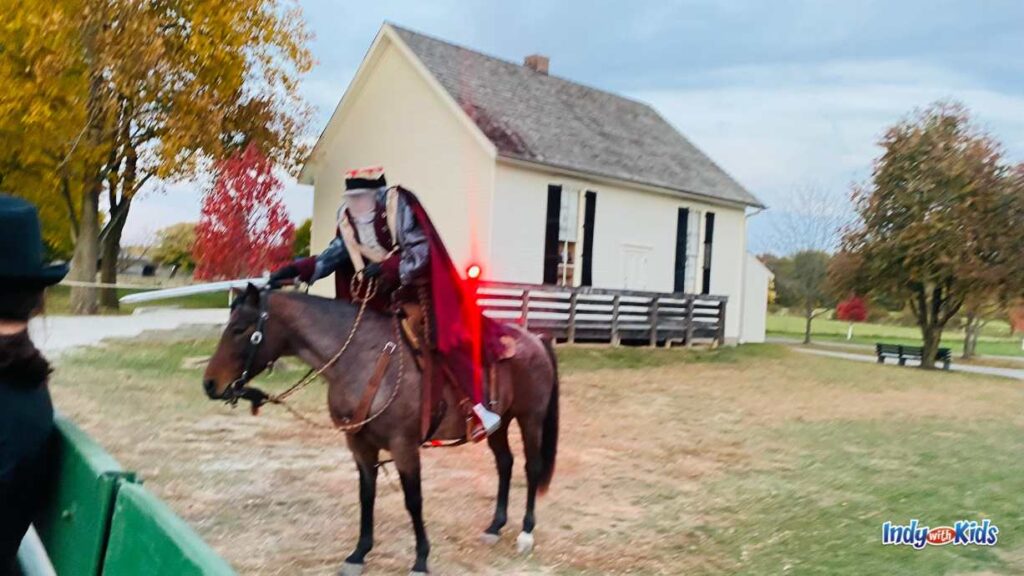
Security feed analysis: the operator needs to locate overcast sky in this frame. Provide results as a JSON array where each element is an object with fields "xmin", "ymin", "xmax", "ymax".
[{"xmin": 123, "ymin": 0, "xmax": 1024, "ymax": 253}]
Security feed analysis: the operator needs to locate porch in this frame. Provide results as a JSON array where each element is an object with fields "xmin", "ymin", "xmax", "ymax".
[{"xmin": 474, "ymin": 281, "xmax": 728, "ymax": 347}]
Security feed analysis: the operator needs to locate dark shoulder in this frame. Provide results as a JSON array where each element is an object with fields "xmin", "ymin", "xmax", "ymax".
[
  {"xmin": 0, "ymin": 333, "xmax": 50, "ymax": 387},
  {"xmin": 390, "ymin": 186, "xmax": 422, "ymax": 208}
]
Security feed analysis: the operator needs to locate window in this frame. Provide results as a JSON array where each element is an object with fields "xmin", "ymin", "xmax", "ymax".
[
  {"xmin": 556, "ymin": 190, "xmax": 579, "ymax": 286},
  {"xmin": 557, "ymin": 241, "xmax": 576, "ymax": 286},
  {"xmin": 544, "ymin": 185, "xmax": 583, "ymax": 287}
]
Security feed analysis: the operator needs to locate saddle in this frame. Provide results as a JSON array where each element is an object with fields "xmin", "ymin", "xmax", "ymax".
[{"xmin": 396, "ymin": 300, "xmax": 504, "ymax": 445}]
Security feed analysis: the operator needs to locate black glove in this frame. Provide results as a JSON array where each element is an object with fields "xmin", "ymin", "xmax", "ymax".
[
  {"xmin": 268, "ymin": 263, "xmax": 300, "ymax": 288},
  {"xmin": 361, "ymin": 262, "xmax": 383, "ymax": 279}
]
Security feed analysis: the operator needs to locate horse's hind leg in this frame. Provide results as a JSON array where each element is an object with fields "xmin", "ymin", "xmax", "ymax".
[
  {"xmin": 392, "ymin": 441, "xmax": 431, "ymax": 575},
  {"xmin": 516, "ymin": 414, "xmax": 543, "ymax": 554},
  {"xmin": 482, "ymin": 422, "xmax": 513, "ymax": 543},
  {"xmin": 341, "ymin": 441, "xmax": 379, "ymax": 576}
]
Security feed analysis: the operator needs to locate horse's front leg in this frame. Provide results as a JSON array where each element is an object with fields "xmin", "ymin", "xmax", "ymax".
[
  {"xmin": 393, "ymin": 441, "xmax": 430, "ymax": 575},
  {"xmin": 341, "ymin": 440, "xmax": 379, "ymax": 576}
]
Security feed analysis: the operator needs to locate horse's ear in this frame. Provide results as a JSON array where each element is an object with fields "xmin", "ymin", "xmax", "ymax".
[
  {"xmin": 230, "ymin": 283, "xmax": 261, "ymax": 309},
  {"xmin": 245, "ymin": 283, "xmax": 261, "ymax": 305}
]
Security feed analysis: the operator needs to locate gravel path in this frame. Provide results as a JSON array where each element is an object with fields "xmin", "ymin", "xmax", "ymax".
[
  {"xmin": 29, "ymin": 308, "xmax": 229, "ymax": 357},
  {"xmin": 793, "ymin": 347, "xmax": 1024, "ymax": 380}
]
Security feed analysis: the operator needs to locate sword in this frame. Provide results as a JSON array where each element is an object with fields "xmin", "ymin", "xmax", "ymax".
[{"xmin": 118, "ymin": 277, "xmax": 269, "ymax": 304}]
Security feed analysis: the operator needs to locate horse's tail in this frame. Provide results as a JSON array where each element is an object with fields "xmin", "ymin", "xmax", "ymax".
[{"xmin": 538, "ymin": 335, "xmax": 559, "ymax": 495}]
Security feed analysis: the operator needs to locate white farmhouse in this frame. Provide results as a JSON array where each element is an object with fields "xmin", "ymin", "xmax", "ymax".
[{"xmin": 299, "ymin": 24, "xmax": 769, "ymax": 343}]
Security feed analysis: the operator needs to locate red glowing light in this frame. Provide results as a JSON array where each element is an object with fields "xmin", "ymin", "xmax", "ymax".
[{"xmin": 466, "ymin": 264, "xmax": 482, "ymax": 279}]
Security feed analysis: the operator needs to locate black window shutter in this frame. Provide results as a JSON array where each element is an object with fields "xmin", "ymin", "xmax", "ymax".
[
  {"xmin": 673, "ymin": 208, "xmax": 689, "ymax": 293},
  {"xmin": 701, "ymin": 212, "xmax": 715, "ymax": 294},
  {"xmin": 543, "ymin": 185, "xmax": 562, "ymax": 284},
  {"xmin": 581, "ymin": 191, "xmax": 597, "ymax": 286}
]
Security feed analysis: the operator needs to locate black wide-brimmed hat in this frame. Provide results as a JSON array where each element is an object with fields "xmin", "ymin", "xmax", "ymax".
[
  {"xmin": 344, "ymin": 165, "xmax": 386, "ymax": 196},
  {"xmin": 0, "ymin": 195, "xmax": 69, "ymax": 287}
]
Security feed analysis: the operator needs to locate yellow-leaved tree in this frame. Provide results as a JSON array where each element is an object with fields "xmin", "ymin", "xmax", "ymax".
[
  {"xmin": 0, "ymin": 0, "xmax": 96, "ymax": 259},
  {"xmin": 0, "ymin": 0, "xmax": 313, "ymax": 312}
]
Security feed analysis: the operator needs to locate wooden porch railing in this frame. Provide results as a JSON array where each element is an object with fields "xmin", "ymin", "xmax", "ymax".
[{"xmin": 473, "ymin": 281, "xmax": 728, "ymax": 347}]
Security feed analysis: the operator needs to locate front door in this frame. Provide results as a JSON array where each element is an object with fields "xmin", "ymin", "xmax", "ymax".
[{"xmin": 622, "ymin": 245, "xmax": 651, "ymax": 290}]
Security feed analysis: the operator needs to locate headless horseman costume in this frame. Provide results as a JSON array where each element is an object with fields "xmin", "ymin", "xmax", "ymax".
[{"xmin": 270, "ymin": 167, "xmax": 503, "ymax": 439}]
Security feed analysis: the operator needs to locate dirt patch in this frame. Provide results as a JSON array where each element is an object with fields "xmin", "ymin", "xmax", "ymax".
[{"xmin": 48, "ymin": 341, "xmax": 1024, "ymax": 575}]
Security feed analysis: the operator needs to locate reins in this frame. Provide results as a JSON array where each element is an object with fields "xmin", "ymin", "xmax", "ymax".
[
  {"xmin": 268, "ymin": 275, "xmax": 378, "ymax": 404},
  {"xmin": 229, "ymin": 274, "xmax": 406, "ymax": 434}
]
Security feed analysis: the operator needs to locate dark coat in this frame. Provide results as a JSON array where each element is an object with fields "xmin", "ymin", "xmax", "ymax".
[
  {"xmin": 0, "ymin": 334, "xmax": 53, "ymax": 571},
  {"xmin": 294, "ymin": 186, "xmax": 428, "ymax": 312}
]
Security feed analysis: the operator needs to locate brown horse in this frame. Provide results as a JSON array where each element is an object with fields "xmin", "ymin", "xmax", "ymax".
[{"xmin": 202, "ymin": 285, "xmax": 559, "ymax": 575}]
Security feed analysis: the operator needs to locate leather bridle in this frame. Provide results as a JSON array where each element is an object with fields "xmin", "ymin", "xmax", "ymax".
[
  {"xmin": 224, "ymin": 287, "xmax": 274, "ymax": 408},
  {"xmin": 219, "ymin": 277, "xmax": 401, "ymax": 432}
]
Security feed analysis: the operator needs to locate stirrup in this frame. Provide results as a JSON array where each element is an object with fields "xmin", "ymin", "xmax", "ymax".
[{"xmin": 472, "ymin": 403, "xmax": 501, "ymax": 436}]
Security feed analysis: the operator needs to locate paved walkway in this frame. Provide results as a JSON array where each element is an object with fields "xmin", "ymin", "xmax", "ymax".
[
  {"xmin": 793, "ymin": 347, "xmax": 1024, "ymax": 380},
  {"xmin": 29, "ymin": 308, "xmax": 229, "ymax": 357}
]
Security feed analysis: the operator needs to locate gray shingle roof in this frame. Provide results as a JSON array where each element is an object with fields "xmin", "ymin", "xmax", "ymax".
[{"xmin": 391, "ymin": 25, "xmax": 763, "ymax": 208}]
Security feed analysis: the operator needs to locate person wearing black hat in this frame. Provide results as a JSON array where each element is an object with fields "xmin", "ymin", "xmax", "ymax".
[{"xmin": 0, "ymin": 195, "xmax": 68, "ymax": 573}]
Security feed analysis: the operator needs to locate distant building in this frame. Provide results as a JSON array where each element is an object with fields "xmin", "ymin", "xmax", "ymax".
[{"xmin": 300, "ymin": 24, "xmax": 768, "ymax": 343}]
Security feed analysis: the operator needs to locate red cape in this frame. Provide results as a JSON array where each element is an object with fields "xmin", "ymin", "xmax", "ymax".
[{"xmin": 403, "ymin": 188, "xmax": 474, "ymax": 354}]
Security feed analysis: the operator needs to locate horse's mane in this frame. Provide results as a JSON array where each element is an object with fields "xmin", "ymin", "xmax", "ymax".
[{"xmin": 269, "ymin": 290, "xmax": 392, "ymax": 335}]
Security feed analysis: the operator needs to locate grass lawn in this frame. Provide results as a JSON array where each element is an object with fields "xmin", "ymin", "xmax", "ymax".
[
  {"xmin": 768, "ymin": 313, "xmax": 1024, "ymax": 357},
  {"xmin": 45, "ymin": 284, "xmax": 230, "ymax": 315},
  {"xmin": 48, "ymin": 339, "xmax": 1024, "ymax": 575}
]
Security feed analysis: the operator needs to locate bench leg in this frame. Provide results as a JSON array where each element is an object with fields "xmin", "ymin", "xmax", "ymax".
[
  {"xmin": 943, "ymin": 359, "xmax": 950, "ymax": 370},
  {"xmin": 898, "ymin": 358, "xmax": 906, "ymax": 366},
  {"xmin": 877, "ymin": 356, "xmax": 885, "ymax": 364}
]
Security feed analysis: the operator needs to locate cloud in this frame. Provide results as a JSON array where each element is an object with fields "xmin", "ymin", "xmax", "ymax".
[
  {"xmin": 634, "ymin": 59, "xmax": 1024, "ymax": 252},
  {"xmin": 633, "ymin": 58, "xmax": 1024, "ymax": 253},
  {"xmin": 119, "ymin": 2, "xmax": 1024, "ymax": 256}
]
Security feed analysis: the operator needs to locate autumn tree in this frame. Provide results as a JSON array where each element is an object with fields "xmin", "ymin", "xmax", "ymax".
[
  {"xmin": 0, "ymin": 0, "xmax": 313, "ymax": 313},
  {"xmin": 193, "ymin": 145, "xmax": 295, "ymax": 280},
  {"xmin": 835, "ymin": 295, "xmax": 868, "ymax": 340},
  {"xmin": 0, "ymin": 0, "xmax": 93, "ymax": 260},
  {"xmin": 837, "ymin": 103, "xmax": 1019, "ymax": 369},
  {"xmin": 772, "ymin": 250, "xmax": 833, "ymax": 344},
  {"xmin": 152, "ymin": 222, "xmax": 196, "ymax": 277},
  {"xmin": 961, "ymin": 164, "xmax": 1024, "ymax": 359}
]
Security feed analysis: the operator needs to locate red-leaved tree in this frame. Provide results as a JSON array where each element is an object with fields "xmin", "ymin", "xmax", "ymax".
[
  {"xmin": 194, "ymin": 144, "xmax": 295, "ymax": 280},
  {"xmin": 836, "ymin": 295, "xmax": 868, "ymax": 340}
]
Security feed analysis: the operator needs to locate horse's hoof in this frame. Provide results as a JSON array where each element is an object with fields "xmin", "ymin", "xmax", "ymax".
[
  {"xmin": 339, "ymin": 562, "xmax": 364, "ymax": 576},
  {"xmin": 480, "ymin": 532, "xmax": 500, "ymax": 545},
  {"xmin": 516, "ymin": 531, "xmax": 535, "ymax": 554}
]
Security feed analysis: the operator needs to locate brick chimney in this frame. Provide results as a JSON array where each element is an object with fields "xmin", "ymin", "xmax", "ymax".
[{"xmin": 524, "ymin": 54, "xmax": 549, "ymax": 75}]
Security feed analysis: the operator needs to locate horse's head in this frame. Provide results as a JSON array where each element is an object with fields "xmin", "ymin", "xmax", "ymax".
[{"xmin": 203, "ymin": 283, "xmax": 287, "ymax": 401}]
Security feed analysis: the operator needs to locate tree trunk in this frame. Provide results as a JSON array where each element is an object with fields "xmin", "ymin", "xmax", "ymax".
[
  {"xmin": 803, "ymin": 308, "xmax": 813, "ymax": 344},
  {"xmin": 920, "ymin": 325, "xmax": 940, "ymax": 369},
  {"xmin": 99, "ymin": 194, "xmax": 132, "ymax": 310},
  {"xmin": 961, "ymin": 312, "xmax": 978, "ymax": 360},
  {"xmin": 910, "ymin": 283, "xmax": 960, "ymax": 370},
  {"xmin": 99, "ymin": 218, "xmax": 126, "ymax": 309},
  {"xmin": 68, "ymin": 185, "xmax": 100, "ymax": 314}
]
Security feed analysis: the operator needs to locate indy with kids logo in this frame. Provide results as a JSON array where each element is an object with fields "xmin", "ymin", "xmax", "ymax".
[{"xmin": 882, "ymin": 519, "xmax": 999, "ymax": 549}]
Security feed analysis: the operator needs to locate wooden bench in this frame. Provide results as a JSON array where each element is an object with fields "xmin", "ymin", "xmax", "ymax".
[{"xmin": 875, "ymin": 343, "xmax": 951, "ymax": 370}]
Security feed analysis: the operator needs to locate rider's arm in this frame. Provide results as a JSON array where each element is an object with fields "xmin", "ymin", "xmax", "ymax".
[
  {"xmin": 294, "ymin": 233, "xmax": 351, "ymax": 284},
  {"xmin": 394, "ymin": 192, "xmax": 429, "ymax": 285}
]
